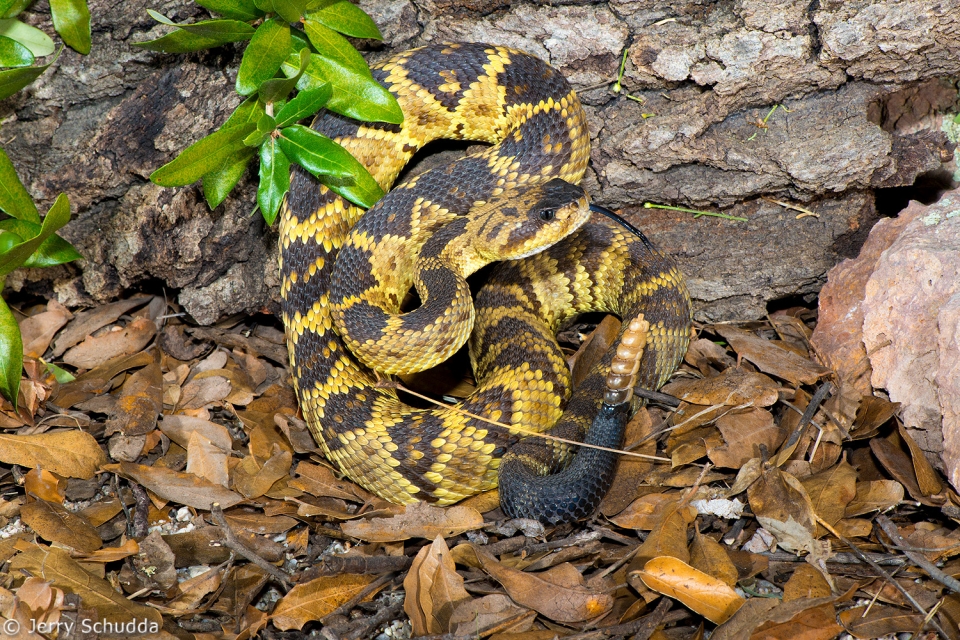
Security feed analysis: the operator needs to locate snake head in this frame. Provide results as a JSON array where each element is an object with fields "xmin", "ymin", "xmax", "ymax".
[{"xmin": 469, "ymin": 177, "xmax": 592, "ymax": 263}]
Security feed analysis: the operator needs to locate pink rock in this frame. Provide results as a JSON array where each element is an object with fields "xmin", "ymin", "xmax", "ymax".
[
  {"xmin": 937, "ymin": 292, "xmax": 960, "ymax": 491},
  {"xmin": 862, "ymin": 190, "xmax": 960, "ymax": 480}
]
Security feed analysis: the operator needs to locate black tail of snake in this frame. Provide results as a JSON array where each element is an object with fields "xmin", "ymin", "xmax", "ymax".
[{"xmin": 281, "ymin": 42, "xmax": 692, "ymax": 524}]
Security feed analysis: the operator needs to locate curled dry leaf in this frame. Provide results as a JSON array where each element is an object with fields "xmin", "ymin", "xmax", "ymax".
[
  {"xmin": 609, "ymin": 492, "xmax": 682, "ymax": 530},
  {"xmin": 747, "ymin": 464, "xmax": 819, "ymax": 555},
  {"xmin": 452, "ymin": 544, "xmax": 613, "ymax": 624},
  {"xmin": 662, "ymin": 367, "xmax": 780, "ymax": 408},
  {"xmin": 233, "ymin": 449, "xmax": 293, "ymax": 499},
  {"xmin": 341, "ymin": 502, "xmax": 483, "ymax": 542},
  {"xmin": 801, "ymin": 459, "xmax": 858, "ymax": 534},
  {"xmin": 20, "ymin": 499, "xmax": 102, "ymax": 553},
  {"xmin": 10, "ymin": 543, "xmax": 163, "ymax": 627},
  {"xmin": 633, "ymin": 555, "xmax": 744, "ymax": 624},
  {"xmin": 713, "ymin": 325, "xmax": 831, "ymax": 385},
  {"xmin": 62, "ymin": 317, "xmax": 158, "ymax": 370},
  {"xmin": 689, "ymin": 529, "xmax": 738, "ymax": 587},
  {"xmin": 159, "ymin": 414, "xmax": 233, "ymax": 452},
  {"xmin": 271, "ymin": 574, "xmax": 377, "ymax": 631},
  {"xmin": 52, "ymin": 297, "xmax": 153, "ymax": 357},
  {"xmin": 104, "ymin": 363, "xmax": 163, "ymax": 437},
  {"xmin": 19, "ymin": 300, "xmax": 72, "ymax": 358},
  {"xmin": 404, "ymin": 535, "xmax": 471, "ymax": 635},
  {"xmin": 103, "ymin": 462, "xmax": 243, "ymax": 510},
  {"xmin": 844, "ymin": 480, "xmax": 904, "ymax": 517},
  {"xmin": 0, "ymin": 430, "xmax": 106, "ymax": 479},
  {"xmin": 634, "ymin": 499, "xmax": 697, "ymax": 566}
]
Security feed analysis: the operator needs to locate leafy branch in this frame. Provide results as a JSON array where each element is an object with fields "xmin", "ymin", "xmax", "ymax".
[
  {"xmin": 138, "ymin": 0, "xmax": 402, "ymax": 224},
  {"xmin": 0, "ymin": 147, "xmax": 82, "ymax": 407},
  {"xmin": 0, "ymin": 0, "xmax": 91, "ymax": 100}
]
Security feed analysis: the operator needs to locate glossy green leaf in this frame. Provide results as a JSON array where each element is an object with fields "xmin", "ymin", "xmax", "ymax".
[
  {"xmin": 0, "ymin": 294, "xmax": 22, "ymax": 408},
  {"xmin": 0, "ymin": 193, "xmax": 72, "ymax": 278},
  {"xmin": 0, "ymin": 63, "xmax": 47, "ymax": 100},
  {"xmin": 151, "ymin": 123, "xmax": 257, "ymax": 187},
  {"xmin": 195, "ymin": 0, "xmax": 262, "ymax": 21},
  {"xmin": 308, "ymin": 1, "xmax": 381, "ymax": 39},
  {"xmin": 314, "ymin": 54, "xmax": 402, "ymax": 124},
  {"xmin": 302, "ymin": 18, "xmax": 366, "ymax": 70},
  {"xmin": 132, "ymin": 29, "xmax": 227, "ymax": 53},
  {"xmin": 0, "ymin": 229, "xmax": 23, "ymax": 254},
  {"xmin": 258, "ymin": 138, "xmax": 290, "ymax": 225},
  {"xmin": 271, "ymin": 0, "xmax": 307, "ymax": 23},
  {"xmin": 0, "ymin": 19, "xmax": 55, "ymax": 56},
  {"xmin": 0, "ymin": 34, "xmax": 32, "ymax": 66},
  {"xmin": 49, "ymin": 0, "xmax": 91, "ymax": 55},
  {"xmin": 275, "ymin": 83, "xmax": 331, "ymax": 127},
  {"xmin": 0, "ymin": 0, "xmax": 30, "ymax": 19},
  {"xmin": 225, "ymin": 95, "xmax": 268, "ymax": 128},
  {"xmin": 259, "ymin": 47, "xmax": 309, "ymax": 104},
  {"xmin": 148, "ymin": 11, "xmax": 255, "ymax": 41},
  {"xmin": 278, "ymin": 125, "xmax": 382, "ymax": 207},
  {"xmin": 0, "ymin": 218, "xmax": 82, "ymax": 268},
  {"xmin": 202, "ymin": 146, "xmax": 256, "ymax": 209},
  {"xmin": 0, "ymin": 0, "xmax": 17, "ymax": 18},
  {"xmin": 0, "ymin": 146, "xmax": 40, "ymax": 223},
  {"xmin": 42, "ymin": 359, "xmax": 75, "ymax": 383},
  {"xmin": 236, "ymin": 18, "xmax": 291, "ymax": 96}
]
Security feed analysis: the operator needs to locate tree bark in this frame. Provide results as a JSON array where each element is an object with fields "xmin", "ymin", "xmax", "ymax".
[{"xmin": 2, "ymin": 0, "xmax": 957, "ymax": 323}]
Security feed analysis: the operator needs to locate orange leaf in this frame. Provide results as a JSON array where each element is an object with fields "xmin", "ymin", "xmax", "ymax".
[{"xmin": 634, "ymin": 555, "xmax": 744, "ymax": 624}]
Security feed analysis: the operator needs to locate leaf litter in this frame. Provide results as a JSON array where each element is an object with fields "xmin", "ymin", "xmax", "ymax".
[{"xmin": 0, "ymin": 294, "xmax": 957, "ymax": 639}]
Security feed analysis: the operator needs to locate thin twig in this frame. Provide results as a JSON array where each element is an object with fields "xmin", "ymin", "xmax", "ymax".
[
  {"xmin": 297, "ymin": 554, "xmax": 414, "ymax": 580},
  {"xmin": 876, "ymin": 515, "xmax": 960, "ymax": 594},
  {"xmin": 210, "ymin": 503, "xmax": 292, "ymax": 590}
]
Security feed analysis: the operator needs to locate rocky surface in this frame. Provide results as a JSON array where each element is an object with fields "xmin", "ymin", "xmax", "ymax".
[
  {"xmin": 1, "ymin": 0, "xmax": 958, "ymax": 323},
  {"xmin": 814, "ymin": 189, "xmax": 960, "ymax": 488}
]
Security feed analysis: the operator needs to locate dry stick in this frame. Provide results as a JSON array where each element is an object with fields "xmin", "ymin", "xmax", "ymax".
[
  {"xmin": 209, "ymin": 503, "xmax": 293, "ymax": 590},
  {"xmin": 298, "ymin": 554, "xmax": 414, "ymax": 580},
  {"xmin": 876, "ymin": 515, "xmax": 960, "ymax": 594},
  {"xmin": 775, "ymin": 381, "xmax": 832, "ymax": 464},
  {"xmin": 343, "ymin": 598, "xmax": 406, "ymax": 640},
  {"xmin": 380, "ymin": 380, "xmax": 672, "ymax": 463},
  {"xmin": 129, "ymin": 481, "xmax": 150, "ymax": 539},
  {"xmin": 561, "ymin": 599, "xmax": 678, "ymax": 640},
  {"xmin": 814, "ymin": 515, "xmax": 949, "ymax": 639},
  {"xmin": 483, "ymin": 529, "xmax": 604, "ymax": 558}
]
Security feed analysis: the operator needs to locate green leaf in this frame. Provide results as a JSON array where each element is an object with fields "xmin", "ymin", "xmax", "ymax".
[
  {"xmin": 49, "ymin": 0, "xmax": 91, "ymax": 55},
  {"xmin": 0, "ymin": 19, "xmax": 55, "ymax": 57},
  {"xmin": 42, "ymin": 359, "xmax": 75, "ymax": 383},
  {"xmin": 308, "ymin": 1, "xmax": 381, "ymax": 39},
  {"xmin": 278, "ymin": 124, "xmax": 382, "ymax": 208},
  {"xmin": 0, "ymin": 219, "xmax": 82, "ymax": 268},
  {"xmin": 0, "ymin": 147, "xmax": 40, "ymax": 224},
  {"xmin": 224, "ymin": 95, "xmax": 267, "ymax": 128},
  {"xmin": 0, "ymin": 0, "xmax": 30, "ymax": 19},
  {"xmin": 147, "ymin": 11, "xmax": 255, "ymax": 41},
  {"xmin": 275, "ymin": 83, "xmax": 331, "ymax": 127},
  {"xmin": 302, "ymin": 18, "xmax": 366, "ymax": 70},
  {"xmin": 258, "ymin": 138, "xmax": 290, "ymax": 225},
  {"xmin": 0, "ymin": 63, "xmax": 47, "ymax": 100},
  {"xmin": 0, "ymin": 193, "xmax": 72, "ymax": 278},
  {"xmin": 271, "ymin": 0, "xmax": 307, "ymax": 23},
  {"xmin": 259, "ymin": 46, "xmax": 309, "ymax": 104},
  {"xmin": 0, "ymin": 294, "xmax": 22, "ymax": 408},
  {"xmin": 314, "ymin": 54, "xmax": 402, "ymax": 124},
  {"xmin": 202, "ymin": 146, "xmax": 256, "ymax": 209},
  {"xmin": 132, "ymin": 29, "xmax": 231, "ymax": 54},
  {"xmin": 195, "ymin": 0, "xmax": 262, "ymax": 21},
  {"xmin": 151, "ymin": 122, "xmax": 258, "ymax": 187},
  {"xmin": 0, "ymin": 229, "xmax": 23, "ymax": 254},
  {"xmin": 236, "ymin": 18, "xmax": 291, "ymax": 96},
  {"xmin": 0, "ymin": 34, "xmax": 32, "ymax": 66}
]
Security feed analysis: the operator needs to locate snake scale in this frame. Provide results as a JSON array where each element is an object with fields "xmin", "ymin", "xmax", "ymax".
[{"xmin": 281, "ymin": 42, "xmax": 692, "ymax": 523}]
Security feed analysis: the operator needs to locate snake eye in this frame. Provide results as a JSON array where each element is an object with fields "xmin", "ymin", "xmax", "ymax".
[{"xmin": 539, "ymin": 208, "xmax": 555, "ymax": 221}]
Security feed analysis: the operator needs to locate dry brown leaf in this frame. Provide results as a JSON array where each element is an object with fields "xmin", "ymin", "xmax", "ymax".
[
  {"xmin": 634, "ymin": 556, "xmax": 744, "ymax": 624},
  {"xmin": 782, "ymin": 564, "xmax": 832, "ymax": 602},
  {"xmin": 52, "ymin": 297, "xmax": 153, "ymax": 357},
  {"xmin": 404, "ymin": 535, "xmax": 471, "ymax": 635},
  {"xmin": 159, "ymin": 414, "xmax": 233, "ymax": 452},
  {"xmin": 662, "ymin": 367, "xmax": 780, "ymax": 408},
  {"xmin": 22, "ymin": 468, "xmax": 65, "ymax": 504},
  {"xmin": 271, "ymin": 574, "xmax": 376, "ymax": 631},
  {"xmin": 248, "ymin": 423, "xmax": 294, "ymax": 462},
  {"xmin": 20, "ymin": 300, "xmax": 72, "ymax": 358},
  {"xmin": 211, "ymin": 565, "xmax": 269, "ymax": 617},
  {"xmin": 341, "ymin": 502, "xmax": 483, "ymax": 542},
  {"xmin": 104, "ymin": 363, "xmax": 163, "ymax": 437},
  {"xmin": 452, "ymin": 544, "xmax": 613, "ymax": 624},
  {"xmin": 800, "ymin": 459, "xmax": 858, "ymax": 533},
  {"xmin": 569, "ymin": 315, "xmax": 621, "ymax": 389},
  {"xmin": 224, "ymin": 511, "xmax": 298, "ymax": 535},
  {"xmin": 20, "ymin": 499, "xmax": 101, "ymax": 553},
  {"xmin": 70, "ymin": 538, "xmax": 139, "ymax": 563},
  {"xmin": 609, "ymin": 492, "xmax": 682, "ymax": 530},
  {"xmin": 747, "ymin": 465, "xmax": 820, "ymax": 555},
  {"xmin": 844, "ymin": 480, "xmax": 904, "ymax": 517},
  {"xmin": 848, "ymin": 395, "xmax": 899, "ymax": 440},
  {"xmin": 870, "ymin": 431, "xmax": 940, "ymax": 505},
  {"xmin": 165, "ymin": 565, "xmax": 224, "ymax": 612},
  {"xmin": 186, "ymin": 431, "xmax": 230, "ymax": 488},
  {"xmin": 713, "ymin": 325, "xmax": 831, "ymax": 385},
  {"xmin": 689, "ymin": 530, "xmax": 738, "ymax": 587},
  {"xmin": 0, "ymin": 430, "xmax": 106, "ymax": 479},
  {"xmin": 838, "ymin": 605, "xmax": 924, "ymax": 639},
  {"xmin": 14, "ymin": 576, "xmax": 66, "ymax": 633},
  {"xmin": 289, "ymin": 462, "xmax": 374, "ymax": 503},
  {"xmin": 709, "ymin": 408, "xmax": 782, "ymax": 468},
  {"xmin": 233, "ymin": 448, "xmax": 293, "ymax": 499},
  {"xmin": 600, "ymin": 408, "xmax": 657, "ymax": 516},
  {"xmin": 898, "ymin": 423, "xmax": 943, "ymax": 496},
  {"xmin": 10, "ymin": 543, "xmax": 162, "ymax": 627},
  {"xmin": 750, "ymin": 603, "xmax": 841, "ymax": 640},
  {"xmin": 177, "ymin": 375, "xmax": 232, "ymax": 411},
  {"xmin": 635, "ymin": 500, "xmax": 697, "ymax": 566},
  {"xmin": 450, "ymin": 594, "xmax": 534, "ymax": 637},
  {"xmin": 103, "ymin": 462, "xmax": 243, "ymax": 510},
  {"xmin": 62, "ymin": 317, "xmax": 157, "ymax": 370},
  {"xmin": 80, "ymin": 497, "xmax": 124, "ymax": 528}
]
